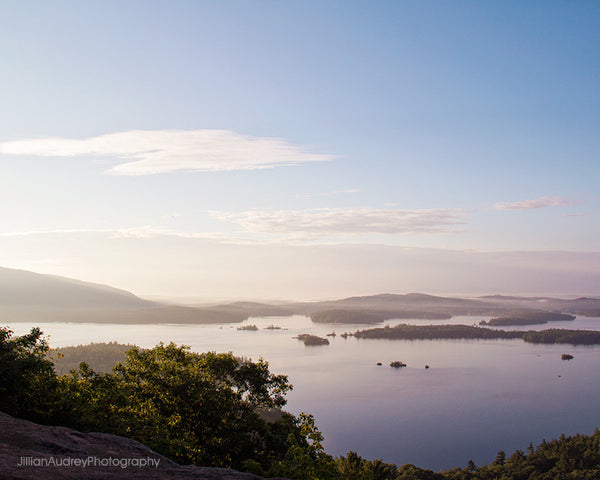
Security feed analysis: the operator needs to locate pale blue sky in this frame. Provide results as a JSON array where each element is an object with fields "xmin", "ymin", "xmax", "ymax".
[{"xmin": 0, "ymin": 1, "xmax": 598, "ymax": 299}]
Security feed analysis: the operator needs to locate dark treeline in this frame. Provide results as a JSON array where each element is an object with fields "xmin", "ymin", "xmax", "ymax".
[
  {"xmin": 522, "ymin": 329, "xmax": 600, "ymax": 345},
  {"xmin": 310, "ymin": 309, "xmax": 451, "ymax": 324},
  {"xmin": 354, "ymin": 324, "xmax": 522, "ymax": 341},
  {"xmin": 2, "ymin": 326, "xmax": 600, "ymax": 479},
  {"xmin": 353, "ymin": 324, "xmax": 600, "ymax": 345},
  {"xmin": 481, "ymin": 312, "xmax": 576, "ymax": 327},
  {"xmin": 52, "ymin": 341, "xmax": 135, "ymax": 374},
  {"xmin": 482, "ymin": 317, "xmax": 547, "ymax": 326}
]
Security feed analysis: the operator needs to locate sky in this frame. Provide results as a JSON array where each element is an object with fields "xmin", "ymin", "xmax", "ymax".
[{"xmin": 0, "ymin": 0, "xmax": 599, "ymax": 300}]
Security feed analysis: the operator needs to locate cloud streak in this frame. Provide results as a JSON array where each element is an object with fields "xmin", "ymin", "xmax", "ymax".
[
  {"xmin": 0, "ymin": 227, "xmax": 227, "ymax": 241},
  {"xmin": 0, "ymin": 130, "xmax": 336, "ymax": 175},
  {"xmin": 211, "ymin": 208, "xmax": 466, "ymax": 237},
  {"xmin": 0, "ymin": 226, "xmax": 328, "ymax": 246},
  {"xmin": 493, "ymin": 196, "xmax": 578, "ymax": 211},
  {"xmin": 295, "ymin": 189, "xmax": 359, "ymax": 199}
]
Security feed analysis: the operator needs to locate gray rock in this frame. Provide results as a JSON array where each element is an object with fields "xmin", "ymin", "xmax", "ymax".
[{"xmin": 0, "ymin": 412, "xmax": 287, "ymax": 480}]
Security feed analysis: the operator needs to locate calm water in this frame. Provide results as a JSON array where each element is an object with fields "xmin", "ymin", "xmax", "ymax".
[{"xmin": 9, "ymin": 315, "xmax": 600, "ymax": 471}]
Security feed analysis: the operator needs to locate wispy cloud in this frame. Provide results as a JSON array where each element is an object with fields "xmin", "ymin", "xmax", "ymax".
[
  {"xmin": 210, "ymin": 208, "xmax": 466, "ymax": 237},
  {"xmin": 493, "ymin": 196, "xmax": 578, "ymax": 211},
  {"xmin": 0, "ymin": 228, "xmax": 117, "ymax": 238},
  {"xmin": 295, "ymin": 189, "xmax": 359, "ymax": 199},
  {"xmin": 0, "ymin": 130, "xmax": 336, "ymax": 175},
  {"xmin": 0, "ymin": 226, "xmax": 308, "ymax": 246},
  {"xmin": 0, "ymin": 208, "xmax": 465, "ymax": 245},
  {"xmin": 0, "ymin": 226, "xmax": 227, "ymax": 240}
]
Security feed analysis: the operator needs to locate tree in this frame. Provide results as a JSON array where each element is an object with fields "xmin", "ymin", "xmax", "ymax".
[
  {"xmin": 268, "ymin": 413, "xmax": 339, "ymax": 480},
  {"xmin": 492, "ymin": 450, "xmax": 506, "ymax": 466},
  {"xmin": 337, "ymin": 451, "xmax": 365, "ymax": 480},
  {"xmin": 56, "ymin": 343, "xmax": 295, "ymax": 469},
  {"xmin": 0, "ymin": 327, "xmax": 56, "ymax": 422}
]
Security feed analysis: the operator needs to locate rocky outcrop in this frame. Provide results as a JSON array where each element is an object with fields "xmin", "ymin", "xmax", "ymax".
[{"xmin": 0, "ymin": 412, "xmax": 285, "ymax": 480}]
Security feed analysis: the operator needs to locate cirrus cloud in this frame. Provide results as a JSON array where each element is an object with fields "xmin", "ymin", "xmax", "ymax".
[
  {"xmin": 0, "ymin": 129, "xmax": 336, "ymax": 175},
  {"xmin": 210, "ymin": 207, "xmax": 466, "ymax": 238},
  {"xmin": 493, "ymin": 196, "xmax": 578, "ymax": 211}
]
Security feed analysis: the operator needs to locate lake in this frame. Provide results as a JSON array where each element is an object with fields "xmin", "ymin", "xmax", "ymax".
[{"xmin": 9, "ymin": 315, "xmax": 600, "ymax": 471}]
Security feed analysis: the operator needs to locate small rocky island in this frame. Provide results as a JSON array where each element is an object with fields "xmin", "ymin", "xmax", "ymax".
[
  {"xmin": 237, "ymin": 324, "xmax": 258, "ymax": 331},
  {"xmin": 390, "ymin": 361, "xmax": 407, "ymax": 368},
  {"xmin": 293, "ymin": 334, "xmax": 330, "ymax": 346},
  {"xmin": 561, "ymin": 353, "xmax": 574, "ymax": 360}
]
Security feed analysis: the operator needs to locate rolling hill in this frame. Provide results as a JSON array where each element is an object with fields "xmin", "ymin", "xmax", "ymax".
[
  {"xmin": 0, "ymin": 266, "xmax": 155, "ymax": 309},
  {"xmin": 2, "ymin": 266, "xmax": 599, "ymax": 325}
]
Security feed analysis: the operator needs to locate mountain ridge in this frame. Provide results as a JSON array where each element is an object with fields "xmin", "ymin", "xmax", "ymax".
[
  {"xmin": 2, "ymin": 266, "xmax": 599, "ymax": 324},
  {"xmin": 0, "ymin": 266, "xmax": 155, "ymax": 309}
]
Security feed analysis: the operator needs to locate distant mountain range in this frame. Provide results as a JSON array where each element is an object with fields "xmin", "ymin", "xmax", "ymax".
[
  {"xmin": 0, "ymin": 267, "xmax": 241, "ymax": 324},
  {"xmin": 0, "ymin": 266, "xmax": 154, "ymax": 309},
  {"xmin": 1, "ymin": 266, "xmax": 599, "ymax": 325},
  {"xmin": 286, "ymin": 292, "xmax": 600, "ymax": 323}
]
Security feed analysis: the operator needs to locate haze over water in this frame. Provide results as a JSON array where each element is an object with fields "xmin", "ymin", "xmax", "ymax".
[{"xmin": 12, "ymin": 315, "xmax": 600, "ymax": 470}]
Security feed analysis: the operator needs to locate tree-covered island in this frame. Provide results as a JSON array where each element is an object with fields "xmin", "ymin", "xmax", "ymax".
[
  {"xmin": 353, "ymin": 324, "xmax": 600, "ymax": 345},
  {"xmin": 480, "ymin": 312, "xmax": 576, "ymax": 327}
]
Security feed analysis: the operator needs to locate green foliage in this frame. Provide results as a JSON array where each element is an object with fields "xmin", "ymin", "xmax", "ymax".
[
  {"xmin": 336, "ymin": 451, "xmax": 400, "ymax": 480},
  {"xmin": 56, "ymin": 343, "xmax": 294, "ymax": 469},
  {"xmin": 396, "ymin": 464, "xmax": 446, "ymax": 479},
  {"xmin": 0, "ymin": 327, "xmax": 56, "ymax": 421},
  {"xmin": 491, "ymin": 450, "xmax": 506, "ymax": 466},
  {"xmin": 51, "ymin": 341, "xmax": 135, "ymax": 374},
  {"xmin": 438, "ymin": 430, "xmax": 600, "ymax": 479},
  {"xmin": 268, "ymin": 413, "xmax": 339, "ymax": 480},
  {"xmin": 0, "ymin": 328, "xmax": 304, "ymax": 472}
]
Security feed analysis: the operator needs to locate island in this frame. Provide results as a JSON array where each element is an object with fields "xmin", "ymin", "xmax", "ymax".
[
  {"xmin": 354, "ymin": 324, "xmax": 523, "ymax": 341},
  {"xmin": 237, "ymin": 324, "xmax": 258, "ymax": 331},
  {"xmin": 390, "ymin": 361, "xmax": 407, "ymax": 368},
  {"xmin": 352, "ymin": 324, "xmax": 600, "ymax": 345},
  {"xmin": 293, "ymin": 334, "xmax": 330, "ymax": 346},
  {"xmin": 522, "ymin": 329, "xmax": 600, "ymax": 345},
  {"xmin": 480, "ymin": 312, "xmax": 576, "ymax": 326}
]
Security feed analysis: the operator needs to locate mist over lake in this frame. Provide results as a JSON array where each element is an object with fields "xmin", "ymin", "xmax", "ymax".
[{"xmin": 12, "ymin": 315, "xmax": 600, "ymax": 470}]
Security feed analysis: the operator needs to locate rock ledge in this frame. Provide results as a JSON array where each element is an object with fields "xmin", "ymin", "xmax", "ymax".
[{"xmin": 0, "ymin": 412, "xmax": 284, "ymax": 480}]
